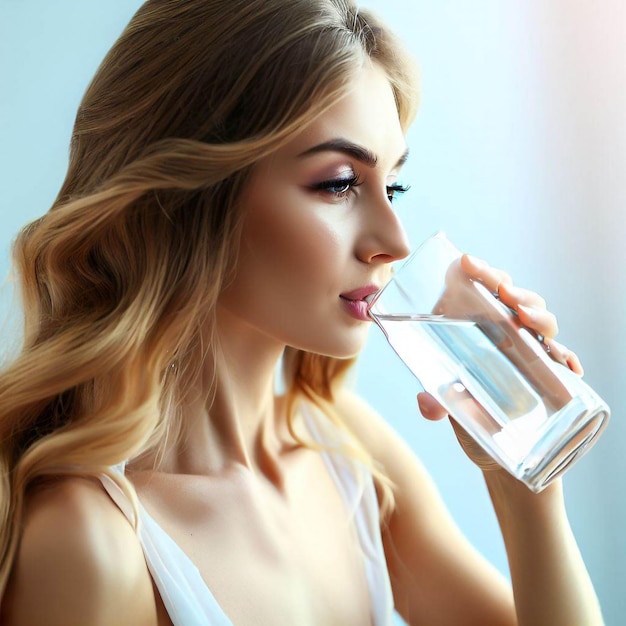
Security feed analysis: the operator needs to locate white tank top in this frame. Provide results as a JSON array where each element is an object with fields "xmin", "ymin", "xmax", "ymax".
[{"xmin": 100, "ymin": 405, "xmax": 394, "ymax": 625}]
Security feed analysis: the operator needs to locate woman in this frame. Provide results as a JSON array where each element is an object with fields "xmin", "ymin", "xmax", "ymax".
[{"xmin": 0, "ymin": 1, "xmax": 603, "ymax": 624}]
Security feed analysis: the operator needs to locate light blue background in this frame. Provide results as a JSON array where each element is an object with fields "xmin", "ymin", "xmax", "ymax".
[{"xmin": 1, "ymin": 1, "xmax": 625, "ymax": 624}]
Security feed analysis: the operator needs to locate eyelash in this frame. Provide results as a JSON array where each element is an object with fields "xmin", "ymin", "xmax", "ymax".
[
  {"xmin": 386, "ymin": 182, "xmax": 410, "ymax": 203},
  {"xmin": 313, "ymin": 175, "xmax": 410, "ymax": 203},
  {"xmin": 313, "ymin": 174, "xmax": 363, "ymax": 198}
]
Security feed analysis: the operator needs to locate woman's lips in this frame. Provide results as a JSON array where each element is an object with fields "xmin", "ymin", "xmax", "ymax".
[
  {"xmin": 339, "ymin": 285, "xmax": 380, "ymax": 322},
  {"xmin": 339, "ymin": 297, "xmax": 371, "ymax": 321}
]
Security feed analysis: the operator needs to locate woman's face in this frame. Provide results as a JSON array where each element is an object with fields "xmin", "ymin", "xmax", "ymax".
[{"xmin": 218, "ymin": 61, "xmax": 411, "ymax": 358}]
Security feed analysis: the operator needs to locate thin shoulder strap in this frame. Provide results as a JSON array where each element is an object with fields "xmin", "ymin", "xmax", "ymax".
[
  {"xmin": 98, "ymin": 465, "xmax": 233, "ymax": 626},
  {"xmin": 98, "ymin": 467, "xmax": 136, "ymax": 525},
  {"xmin": 301, "ymin": 404, "xmax": 395, "ymax": 626}
]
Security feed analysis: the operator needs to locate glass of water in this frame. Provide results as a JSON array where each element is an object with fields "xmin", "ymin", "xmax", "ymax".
[{"xmin": 367, "ymin": 231, "xmax": 610, "ymax": 492}]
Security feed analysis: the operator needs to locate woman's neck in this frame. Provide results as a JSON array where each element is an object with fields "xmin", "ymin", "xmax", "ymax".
[{"xmin": 132, "ymin": 312, "xmax": 299, "ymax": 482}]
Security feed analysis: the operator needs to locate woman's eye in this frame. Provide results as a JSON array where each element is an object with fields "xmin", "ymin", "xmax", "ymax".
[
  {"xmin": 386, "ymin": 183, "xmax": 410, "ymax": 203},
  {"xmin": 312, "ymin": 174, "xmax": 362, "ymax": 198}
]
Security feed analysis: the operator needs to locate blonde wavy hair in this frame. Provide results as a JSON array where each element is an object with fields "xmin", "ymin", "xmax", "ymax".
[{"xmin": 0, "ymin": 0, "xmax": 418, "ymax": 595}]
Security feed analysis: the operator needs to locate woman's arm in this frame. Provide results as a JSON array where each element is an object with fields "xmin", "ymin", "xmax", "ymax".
[
  {"xmin": 338, "ymin": 390, "xmax": 603, "ymax": 625},
  {"xmin": 484, "ymin": 471, "xmax": 603, "ymax": 626},
  {"xmin": 339, "ymin": 254, "xmax": 604, "ymax": 625},
  {"xmin": 449, "ymin": 254, "xmax": 604, "ymax": 624}
]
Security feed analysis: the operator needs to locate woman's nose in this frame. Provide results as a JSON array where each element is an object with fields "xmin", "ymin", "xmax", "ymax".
[{"xmin": 355, "ymin": 195, "xmax": 411, "ymax": 264}]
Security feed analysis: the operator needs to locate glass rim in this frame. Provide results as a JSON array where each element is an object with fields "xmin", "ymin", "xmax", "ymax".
[{"xmin": 366, "ymin": 230, "xmax": 455, "ymax": 317}]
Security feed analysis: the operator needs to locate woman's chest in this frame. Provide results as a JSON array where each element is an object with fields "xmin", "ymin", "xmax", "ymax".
[{"xmin": 132, "ymin": 456, "xmax": 374, "ymax": 626}]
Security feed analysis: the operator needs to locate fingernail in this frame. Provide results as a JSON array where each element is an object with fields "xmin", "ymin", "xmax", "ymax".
[
  {"xmin": 466, "ymin": 254, "xmax": 487, "ymax": 268},
  {"xmin": 548, "ymin": 342, "xmax": 569, "ymax": 367},
  {"xmin": 518, "ymin": 304, "xmax": 537, "ymax": 319}
]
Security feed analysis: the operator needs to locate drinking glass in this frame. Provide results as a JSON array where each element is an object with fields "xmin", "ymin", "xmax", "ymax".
[{"xmin": 367, "ymin": 232, "xmax": 610, "ymax": 492}]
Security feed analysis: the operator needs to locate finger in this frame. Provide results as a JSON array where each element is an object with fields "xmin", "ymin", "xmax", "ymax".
[
  {"xmin": 417, "ymin": 392, "xmax": 448, "ymax": 421},
  {"xmin": 545, "ymin": 339, "xmax": 585, "ymax": 375},
  {"xmin": 461, "ymin": 254, "xmax": 512, "ymax": 294},
  {"xmin": 497, "ymin": 282, "xmax": 547, "ymax": 311},
  {"xmin": 516, "ymin": 304, "xmax": 559, "ymax": 339},
  {"xmin": 566, "ymin": 350, "xmax": 584, "ymax": 376}
]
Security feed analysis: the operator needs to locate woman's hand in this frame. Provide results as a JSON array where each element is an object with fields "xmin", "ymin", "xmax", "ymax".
[{"xmin": 417, "ymin": 253, "xmax": 584, "ymax": 472}]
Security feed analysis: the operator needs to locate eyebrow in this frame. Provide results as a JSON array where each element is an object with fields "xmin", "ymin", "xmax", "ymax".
[{"xmin": 297, "ymin": 138, "xmax": 409, "ymax": 169}]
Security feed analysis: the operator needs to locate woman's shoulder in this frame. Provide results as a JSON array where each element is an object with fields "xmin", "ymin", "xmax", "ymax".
[
  {"xmin": 2, "ymin": 476, "xmax": 156, "ymax": 626},
  {"xmin": 332, "ymin": 388, "xmax": 445, "ymax": 501},
  {"xmin": 333, "ymin": 389, "xmax": 421, "ymax": 465}
]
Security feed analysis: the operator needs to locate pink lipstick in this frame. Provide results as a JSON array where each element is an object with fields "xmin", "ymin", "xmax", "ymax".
[{"xmin": 339, "ymin": 285, "xmax": 380, "ymax": 322}]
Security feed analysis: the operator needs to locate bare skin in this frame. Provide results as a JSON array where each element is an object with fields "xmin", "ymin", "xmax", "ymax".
[{"xmin": 2, "ymin": 62, "xmax": 603, "ymax": 625}]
